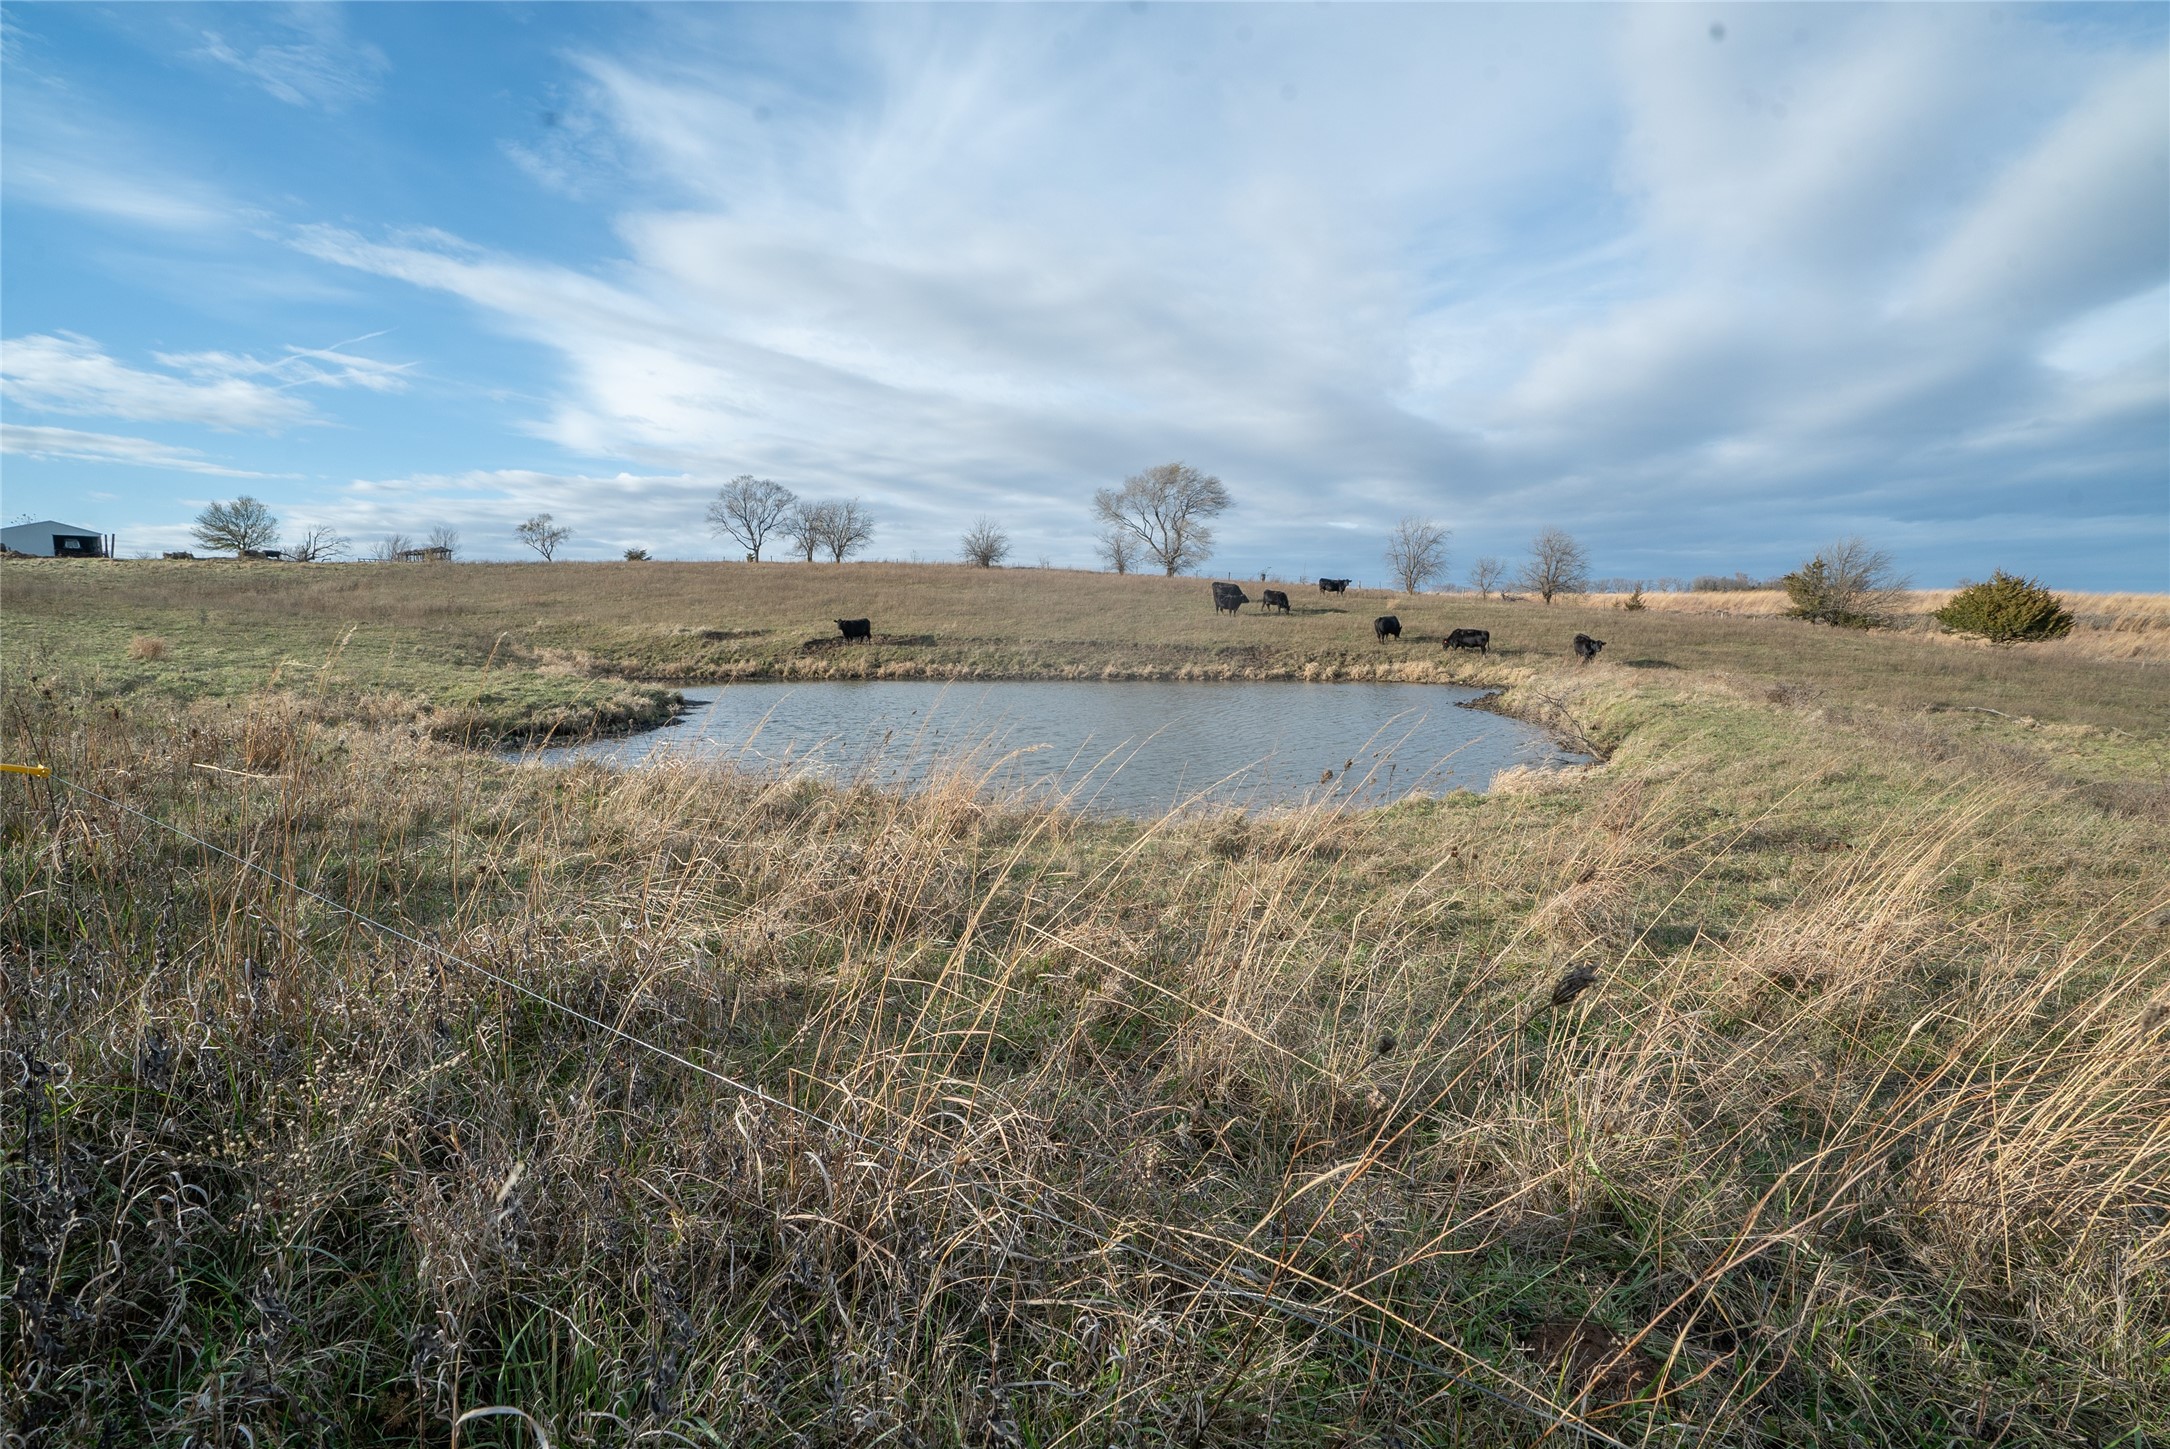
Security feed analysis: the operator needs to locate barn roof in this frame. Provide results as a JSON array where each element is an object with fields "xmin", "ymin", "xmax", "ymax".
[{"xmin": 3, "ymin": 519, "xmax": 101, "ymax": 536}]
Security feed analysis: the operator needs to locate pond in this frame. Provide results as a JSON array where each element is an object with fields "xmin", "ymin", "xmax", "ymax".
[{"xmin": 520, "ymin": 680, "xmax": 1585, "ymax": 816}]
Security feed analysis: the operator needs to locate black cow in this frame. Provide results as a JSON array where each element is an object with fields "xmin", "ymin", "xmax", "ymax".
[
  {"xmin": 836, "ymin": 617, "xmax": 872, "ymax": 643},
  {"xmin": 1442, "ymin": 627, "xmax": 1491, "ymax": 655},
  {"xmin": 1212, "ymin": 582, "xmax": 1250, "ymax": 615},
  {"xmin": 1318, "ymin": 578, "xmax": 1351, "ymax": 594},
  {"xmin": 1573, "ymin": 633, "xmax": 1605, "ymax": 663},
  {"xmin": 1262, "ymin": 589, "xmax": 1291, "ymax": 613},
  {"xmin": 1373, "ymin": 615, "xmax": 1402, "ymax": 643}
]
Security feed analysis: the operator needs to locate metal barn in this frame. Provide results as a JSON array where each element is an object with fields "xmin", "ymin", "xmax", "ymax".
[{"xmin": 1, "ymin": 520, "xmax": 110, "ymax": 558}]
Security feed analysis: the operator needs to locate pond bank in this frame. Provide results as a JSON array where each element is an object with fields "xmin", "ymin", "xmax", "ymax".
[{"xmin": 515, "ymin": 678, "xmax": 1589, "ymax": 816}]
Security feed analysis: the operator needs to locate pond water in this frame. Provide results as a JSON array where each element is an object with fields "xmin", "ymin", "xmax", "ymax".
[{"xmin": 520, "ymin": 681, "xmax": 1583, "ymax": 816}]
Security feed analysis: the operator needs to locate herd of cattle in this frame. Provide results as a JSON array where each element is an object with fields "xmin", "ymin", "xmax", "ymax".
[
  {"xmin": 1208, "ymin": 582, "xmax": 1607, "ymax": 662},
  {"xmin": 832, "ymin": 583, "xmax": 1607, "ymax": 663}
]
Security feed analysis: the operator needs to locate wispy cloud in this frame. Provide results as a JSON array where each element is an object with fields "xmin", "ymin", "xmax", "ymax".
[
  {"xmin": 7, "ymin": 4, "xmax": 2161, "ymax": 582},
  {"xmin": 158, "ymin": 332, "xmax": 417, "ymax": 396},
  {"xmin": 195, "ymin": 6, "xmax": 388, "ymax": 111},
  {"xmin": 2, "ymin": 332, "xmax": 411, "ymax": 430},
  {"xmin": 0, "ymin": 82, "xmax": 241, "ymax": 232},
  {"xmin": 287, "ymin": 5, "xmax": 2165, "ymax": 579},
  {"xmin": 326, "ymin": 467, "xmax": 715, "ymax": 558},
  {"xmin": 1, "ymin": 423, "xmax": 285, "ymax": 478},
  {"xmin": 3, "ymin": 333, "xmax": 316, "ymax": 430}
]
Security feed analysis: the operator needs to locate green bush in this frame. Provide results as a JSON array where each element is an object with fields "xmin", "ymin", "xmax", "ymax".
[{"xmin": 1935, "ymin": 570, "xmax": 2074, "ymax": 644}]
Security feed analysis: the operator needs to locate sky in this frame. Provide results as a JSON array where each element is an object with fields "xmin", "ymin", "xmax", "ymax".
[{"xmin": 2, "ymin": 2, "xmax": 2165, "ymax": 588}]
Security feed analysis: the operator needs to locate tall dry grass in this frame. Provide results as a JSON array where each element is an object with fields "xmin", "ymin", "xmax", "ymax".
[
  {"xmin": 1588, "ymin": 588, "xmax": 2170, "ymax": 620},
  {"xmin": 1587, "ymin": 588, "xmax": 2170, "ymax": 664},
  {"xmin": 5, "ymin": 661, "xmax": 2165, "ymax": 1445}
]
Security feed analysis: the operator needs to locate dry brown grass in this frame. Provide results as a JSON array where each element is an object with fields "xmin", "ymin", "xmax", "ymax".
[
  {"xmin": 126, "ymin": 633, "xmax": 168, "ymax": 661},
  {"xmin": 1590, "ymin": 587, "xmax": 2170, "ymax": 618},
  {"xmin": 9, "ymin": 557, "xmax": 2169, "ymax": 734},
  {"xmin": 4, "ymin": 649, "xmax": 2165, "ymax": 1445},
  {"xmin": 1588, "ymin": 588, "xmax": 2170, "ymax": 664}
]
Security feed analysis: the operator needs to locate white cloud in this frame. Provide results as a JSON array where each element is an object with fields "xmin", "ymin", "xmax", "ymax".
[
  {"xmin": 1, "ymin": 84, "xmax": 240, "ymax": 232},
  {"xmin": 1904, "ymin": 56, "xmax": 2170, "ymax": 330},
  {"xmin": 157, "ymin": 335, "xmax": 416, "ymax": 395},
  {"xmin": 325, "ymin": 467, "xmax": 718, "ymax": 559},
  {"xmin": 268, "ymin": 6, "xmax": 2167, "ymax": 582},
  {"xmin": 502, "ymin": 100, "xmax": 622, "ymax": 201},
  {"xmin": 3, "ymin": 155, "xmax": 234, "ymax": 232},
  {"xmin": 1475, "ymin": 7, "xmax": 2169, "ymax": 509},
  {"xmin": 3, "ymin": 3, "xmax": 2159, "ymax": 577},
  {"xmin": 195, "ymin": 6, "xmax": 388, "ymax": 111},
  {"xmin": 1, "ymin": 332, "xmax": 411, "ymax": 431},
  {"xmin": 12, "ymin": 3, "xmax": 2155, "ymax": 580},
  {"xmin": 2044, "ymin": 284, "xmax": 2170, "ymax": 376},
  {"xmin": 3, "ymin": 333, "xmax": 317, "ymax": 430},
  {"xmin": 0, "ymin": 423, "xmax": 285, "ymax": 477}
]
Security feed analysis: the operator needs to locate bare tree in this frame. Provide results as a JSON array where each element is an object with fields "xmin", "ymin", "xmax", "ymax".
[
  {"xmin": 191, "ymin": 495, "xmax": 279, "ymax": 556},
  {"xmin": 1383, "ymin": 517, "xmax": 1451, "ymax": 595},
  {"xmin": 426, "ymin": 524, "xmax": 460, "ymax": 559},
  {"xmin": 780, "ymin": 503, "xmax": 823, "ymax": 562},
  {"xmin": 1518, "ymin": 528, "xmax": 1591, "ymax": 604},
  {"xmin": 370, "ymin": 532, "xmax": 414, "ymax": 563},
  {"xmin": 1095, "ymin": 527, "xmax": 1137, "ymax": 574},
  {"xmin": 1091, "ymin": 462, "xmax": 1231, "ymax": 576},
  {"xmin": 517, "ymin": 513, "xmax": 571, "ymax": 561},
  {"xmin": 773, "ymin": 499, "xmax": 875, "ymax": 563},
  {"xmin": 288, "ymin": 524, "xmax": 350, "ymax": 562},
  {"xmin": 960, "ymin": 517, "xmax": 1010, "ymax": 568},
  {"xmin": 1781, "ymin": 536, "xmax": 1910, "ymax": 627},
  {"xmin": 816, "ymin": 498, "xmax": 875, "ymax": 563},
  {"xmin": 706, "ymin": 475, "xmax": 798, "ymax": 561},
  {"xmin": 1468, "ymin": 556, "xmax": 1505, "ymax": 598}
]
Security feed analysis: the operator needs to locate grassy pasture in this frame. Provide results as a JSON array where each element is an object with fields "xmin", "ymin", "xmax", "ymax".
[
  {"xmin": 5, "ymin": 557, "xmax": 2166, "ymax": 735},
  {"xmin": 3, "ymin": 557, "xmax": 2167, "ymax": 1445}
]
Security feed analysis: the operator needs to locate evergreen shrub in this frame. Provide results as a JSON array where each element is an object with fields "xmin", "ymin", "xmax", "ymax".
[{"xmin": 1935, "ymin": 571, "xmax": 2075, "ymax": 644}]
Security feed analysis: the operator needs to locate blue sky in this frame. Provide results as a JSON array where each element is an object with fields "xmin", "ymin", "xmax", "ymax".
[{"xmin": 3, "ymin": 2, "xmax": 2165, "ymax": 587}]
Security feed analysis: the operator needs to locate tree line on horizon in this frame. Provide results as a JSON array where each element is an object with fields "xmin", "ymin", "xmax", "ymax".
[{"xmin": 177, "ymin": 484, "xmax": 2080, "ymax": 643}]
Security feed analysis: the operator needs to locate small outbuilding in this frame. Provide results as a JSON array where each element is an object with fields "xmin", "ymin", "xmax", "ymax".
[{"xmin": 1, "ymin": 520, "xmax": 110, "ymax": 558}]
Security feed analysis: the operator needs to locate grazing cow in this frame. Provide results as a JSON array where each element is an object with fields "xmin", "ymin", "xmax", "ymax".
[
  {"xmin": 1262, "ymin": 589, "xmax": 1291, "ymax": 613},
  {"xmin": 1573, "ymin": 633, "xmax": 1605, "ymax": 663},
  {"xmin": 1373, "ymin": 615, "xmax": 1402, "ymax": 643},
  {"xmin": 836, "ymin": 617, "xmax": 872, "ymax": 643},
  {"xmin": 1442, "ymin": 627, "xmax": 1491, "ymax": 655},
  {"xmin": 1318, "ymin": 578, "xmax": 1351, "ymax": 595},
  {"xmin": 1212, "ymin": 581, "xmax": 1250, "ymax": 615}
]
